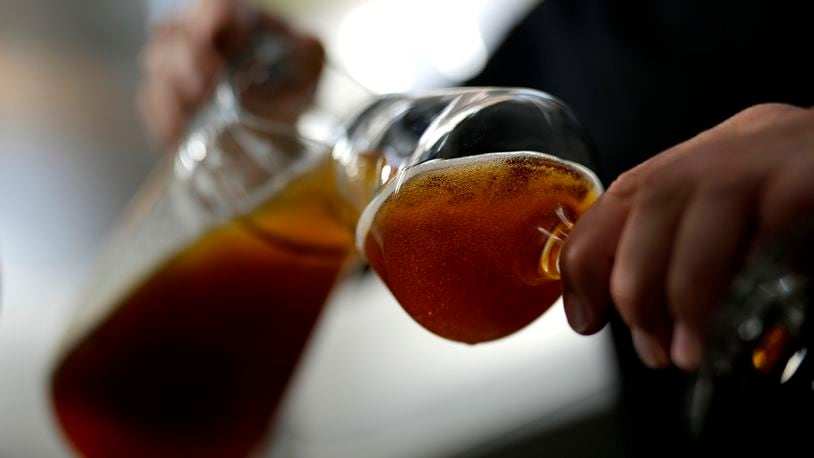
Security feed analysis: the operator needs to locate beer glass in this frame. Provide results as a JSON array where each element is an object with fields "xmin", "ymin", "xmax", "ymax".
[
  {"xmin": 48, "ymin": 35, "xmax": 602, "ymax": 458},
  {"xmin": 337, "ymin": 88, "xmax": 603, "ymax": 344}
]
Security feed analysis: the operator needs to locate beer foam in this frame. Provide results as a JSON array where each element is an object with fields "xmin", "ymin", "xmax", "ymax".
[{"xmin": 354, "ymin": 151, "xmax": 602, "ymax": 258}]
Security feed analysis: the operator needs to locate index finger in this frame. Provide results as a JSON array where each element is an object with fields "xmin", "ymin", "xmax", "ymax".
[{"xmin": 560, "ymin": 169, "xmax": 638, "ymax": 334}]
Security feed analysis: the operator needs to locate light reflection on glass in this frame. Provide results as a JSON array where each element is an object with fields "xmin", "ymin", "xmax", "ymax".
[{"xmin": 780, "ymin": 348, "xmax": 808, "ymax": 384}]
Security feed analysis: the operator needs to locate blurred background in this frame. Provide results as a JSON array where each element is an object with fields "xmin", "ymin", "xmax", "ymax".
[{"xmin": 0, "ymin": 0, "xmax": 622, "ymax": 456}]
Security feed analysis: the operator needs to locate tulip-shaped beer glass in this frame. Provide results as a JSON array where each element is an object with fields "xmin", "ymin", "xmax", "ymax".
[{"xmin": 337, "ymin": 88, "xmax": 603, "ymax": 344}]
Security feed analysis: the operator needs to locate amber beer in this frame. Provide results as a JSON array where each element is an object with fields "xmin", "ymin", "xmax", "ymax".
[
  {"xmin": 51, "ymin": 159, "xmax": 354, "ymax": 458},
  {"xmin": 360, "ymin": 152, "xmax": 601, "ymax": 344}
]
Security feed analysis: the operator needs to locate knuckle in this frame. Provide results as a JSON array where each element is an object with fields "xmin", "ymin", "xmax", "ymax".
[
  {"xmin": 742, "ymin": 102, "xmax": 800, "ymax": 118},
  {"xmin": 634, "ymin": 168, "xmax": 681, "ymax": 208},
  {"xmin": 637, "ymin": 170, "xmax": 663, "ymax": 195},
  {"xmin": 609, "ymin": 269, "xmax": 647, "ymax": 326},
  {"xmin": 726, "ymin": 103, "xmax": 806, "ymax": 134},
  {"xmin": 606, "ymin": 168, "xmax": 641, "ymax": 199}
]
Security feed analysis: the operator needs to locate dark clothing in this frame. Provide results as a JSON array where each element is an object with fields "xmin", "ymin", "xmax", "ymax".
[
  {"xmin": 468, "ymin": 1, "xmax": 814, "ymax": 456},
  {"xmin": 470, "ymin": 0, "xmax": 814, "ymax": 185}
]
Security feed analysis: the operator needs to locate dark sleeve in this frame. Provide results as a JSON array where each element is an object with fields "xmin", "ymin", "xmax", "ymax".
[{"xmin": 464, "ymin": 9, "xmax": 548, "ymax": 89}]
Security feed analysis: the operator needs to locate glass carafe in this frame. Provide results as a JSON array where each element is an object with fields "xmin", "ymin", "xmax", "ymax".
[
  {"xmin": 48, "ymin": 36, "xmax": 603, "ymax": 458},
  {"xmin": 48, "ymin": 33, "xmax": 358, "ymax": 458}
]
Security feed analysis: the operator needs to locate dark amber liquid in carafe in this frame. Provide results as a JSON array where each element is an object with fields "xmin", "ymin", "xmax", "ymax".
[{"xmin": 51, "ymin": 159, "xmax": 353, "ymax": 458}]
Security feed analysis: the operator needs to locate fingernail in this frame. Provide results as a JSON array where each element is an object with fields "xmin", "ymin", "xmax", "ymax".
[
  {"xmin": 564, "ymin": 293, "xmax": 591, "ymax": 334},
  {"xmin": 671, "ymin": 322, "xmax": 702, "ymax": 371},
  {"xmin": 632, "ymin": 328, "xmax": 669, "ymax": 368}
]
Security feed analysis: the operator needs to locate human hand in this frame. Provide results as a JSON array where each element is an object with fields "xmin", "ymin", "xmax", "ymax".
[
  {"xmin": 137, "ymin": 0, "xmax": 324, "ymax": 150},
  {"xmin": 560, "ymin": 103, "xmax": 814, "ymax": 371}
]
